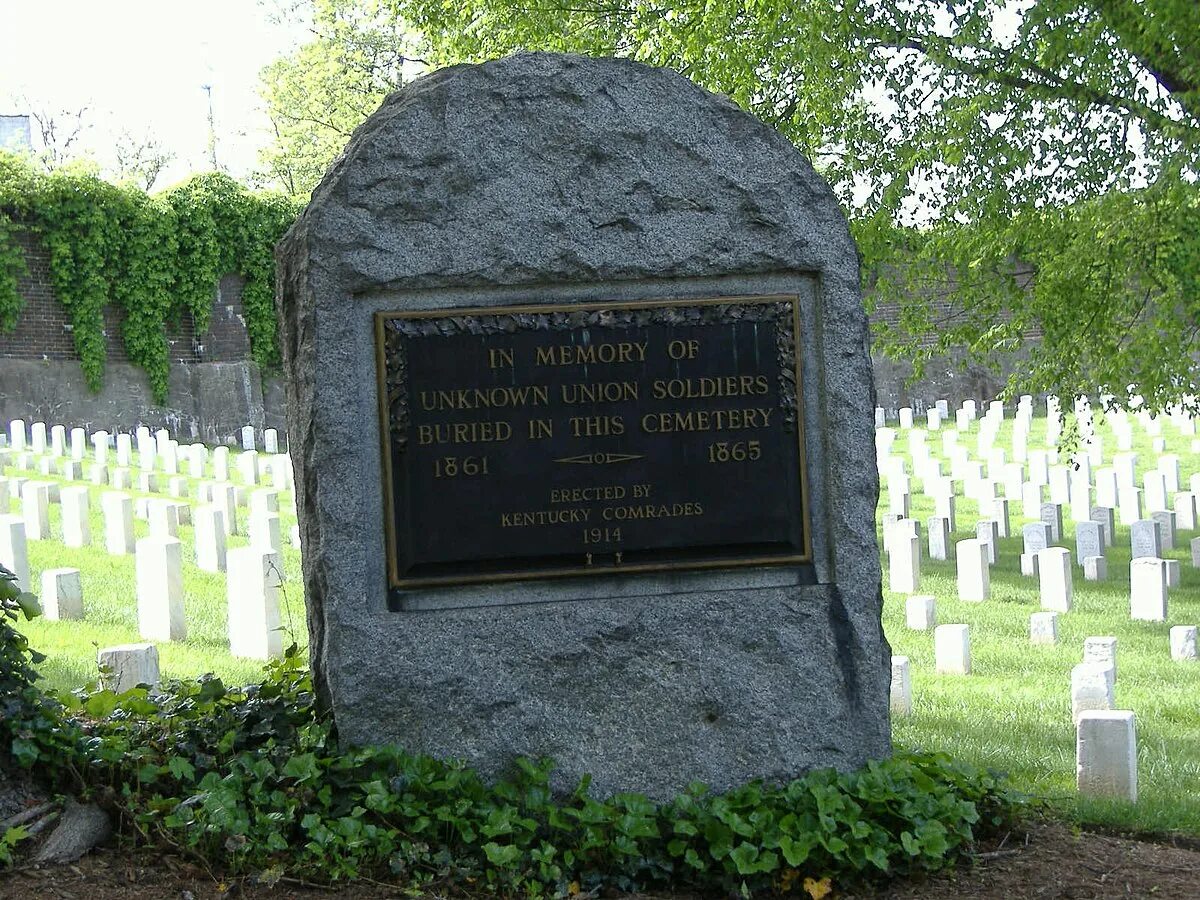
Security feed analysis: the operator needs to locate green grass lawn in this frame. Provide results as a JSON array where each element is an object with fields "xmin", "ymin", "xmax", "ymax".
[
  {"xmin": 881, "ymin": 410, "xmax": 1200, "ymax": 837},
  {"xmin": 4, "ymin": 411, "xmax": 1200, "ymax": 836},
  {"xmin": 3, "ymin": 451, "xmax": 307, "ymax": 690}
]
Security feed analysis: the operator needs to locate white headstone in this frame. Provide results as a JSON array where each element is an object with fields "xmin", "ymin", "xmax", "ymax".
[
  {"xmin": 1076, "ymin": 710, "xmax": 1137, "ymax": 802},
  {"xmin": 226, "ymin": 545, "xmax": 283, "ymax": 660},
  {"xmin": 955, "ymin": 539, "xmax": 990, "ymax": 601},
  {"xmin": 1169, "ymin": 625, "xmax": 1197, "ymax": 661},
  {"xmin": 890, "ymin": 656, "xmax": 912, "ymax": 715},
  {"xmin": 1150, "ymin": 510, "xmax": 1176, "ymax": 551},
  {"xmin": 934, "ymin": 624, "xmax": 971, "ymax": 674},
  {"xmin": 97, "ymin": 643, "xmax": 160, "ymax": 693},
  {"xmin": 1075, "ymin": 521, "xmax": 1104, "ymax": 564},
  {"xmin": 60, "ymin": 485, "xmax": 91, "ymax": 547},
  {"xmin": 1037, "ymin": 547, "xmax": 1073, "ymax": 612},
  {"xmin": 1071, "ymin": 663, "xmax": 1115, "ymax": 723},
  {"xmin": 905, "ymin": 595, "xmax": 936, "ymax": 631},
  {"xmin": 91, "ymin": 430, "xmax": 110, "ymax": 464},
  {"xmin": 1130, "ymin": 558, "xmax": 1168, "ymax": 622},
  {"xmin": 889, "ymin": 533, "xmax": 921, "ymax": 594},
  {"xmin": 20, "ymin": 481, "xmax": 50, "ymax": 540},
  {"xmin": 1165, "ymin": 558, "xmax": 1180, "ymax": 588},
  {"xmin": 1083, "ymin": 636, "xmax": 1118, "ymax": 679},
  {"xmin": 1090, "ymin": 506, "xmax": 1115, "ymax": 547},
  {"xmin": 1039, "ymin": 503, "xmax": 1063, "ymax": 541},
  {"xmin": 1083, "ymin": 556, "xmax": 1108, "ymax": 582},
  {"xmin": 101, "ymin": 492, "xmax": 135, "ymax": 555},
  {"xmin": 49, "ymin": 424, "xmax": 65, "ymax": 457},
  {"xmin": 69, "ymin": 427, "xmax": 85, "ymax": 462},
  {"xmin": 1030, "ymin": 611, "xmax": 1058, "ymax": 645},
  {"xmin": 898, "ymin": 407, "xmax": 913, "ymax": 429},
  {"xmin": 29, "ymin": 421, "xmax": 46, "ymax": 454},
  {"xmin": 148, "ymin": 499, "xmax": 181, "ymax": 538},
  {"xmin": 135, "ymin": 536, "xmax": 186, "ymax": 641},
  {"xmin": 188, "ymin": 443, "xmax": 208, "ymax": 479},
  {"xmin": 251, "ymin": 512, "xmax": 283, "ymax": 555},
  {"xmin": 927, "ymin": 516, "xmax": 950, "ymax": 562},
  {"xmin": 264, "ymin": 428, "xmax": 279, "ymax": 454},
  {"xmin": 1129, "ymin": 519, "xmax": 1162, "ymax": 559},
  {"xmin": 1117, "ymin": 485, "xmax": 1143, "ymax": 525},
  {"xmin": 194, "ymin": 506, "xmax": 227, "ymax": 573},
  {"xmin": 211, "ymin": 482, "xmax": 238, "ymax": 535},
  {"xmin": 1173, "ymin": 492, "xmax": 1196, "ymax": 531},
  {"xmin": 8, "ymin": 420, "xmax": 27, "ymax": 452},
  {"xmin": 41, "ymin": 567, "xmax": 83, "ymax": 620},
  {"xmin": 0, "ymin": 515, "xmax": 30, "ymax": 590},
  {"xmin": 213, "ymin": 446, "xmax": 230, "ymax": 481},
  {"xmin": 241, "ymin": 425, "xmax": 256, "ymax": 451},
  {"xmin": 115, "ymin": 433, "xmax": 132, "ymax": 467}
]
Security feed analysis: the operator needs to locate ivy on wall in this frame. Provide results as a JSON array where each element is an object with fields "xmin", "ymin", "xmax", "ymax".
[{"xmin": 0, "ymin": 153, "xmax": 299, "ymax": 403}]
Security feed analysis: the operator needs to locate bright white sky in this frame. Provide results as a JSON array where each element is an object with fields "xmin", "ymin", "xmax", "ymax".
[{"xmin": 0, "ymin": 0, "xmax": 306, "ymax": 188}]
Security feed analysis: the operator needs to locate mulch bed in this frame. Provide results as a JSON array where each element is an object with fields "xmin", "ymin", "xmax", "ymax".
[{"xmin": 3, "ymin": 820, "xmax": 1199, "ymax": 899}]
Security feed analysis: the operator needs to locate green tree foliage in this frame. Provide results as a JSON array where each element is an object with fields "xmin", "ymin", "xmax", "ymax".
[
  {"xmin": 258, "ymin": 0, "xmax": 419, "ymax": 195},
  {"xmin": 0, "ymin": 153, "xmax": 299, "ymax": 402},
  {"xmin": 269, "ymin": 0, "xmax": 1199, "ymax": 411}
]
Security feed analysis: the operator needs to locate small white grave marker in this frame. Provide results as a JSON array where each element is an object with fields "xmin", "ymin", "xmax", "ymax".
[
  {"xmin": 905, "ymin": 595, "xmax": 936, "ymax": 631},
  {"xmin": 1071, "ymin": 663, "xmax": 1115, "ymax": 722},
  {"xmin": 1030, "ymin": 612, "xmax": 1058, "ymax": 645},
  {"xmin": 890, "ymin": 657, "xmax": 912, "ymax": 715},
  {"xmin": 0, "ymin": 515, "xmax": 30, "ymax": 590},
  {"xmin": 41, "ymin": 568, "xmax": 83, "ymax": 620},
  {"xmin": 934, "ymin": 624, "xmax": 971, "ymax": 674},
  {"xmin": 1076, "ymin": 711, "xmax": 1137, "ymax": 802},
  {"xmin": 1169, "ymin": 626, "xmax": 1197, "ymax": 661},
  {"xmin": 97, "ymin": 643, "xmax": 160, "ymax": 693}
]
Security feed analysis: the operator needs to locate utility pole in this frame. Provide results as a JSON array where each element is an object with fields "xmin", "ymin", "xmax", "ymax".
[{"xmin": 201, "ymin": 82, "xmax": 218, "ymax": 170}]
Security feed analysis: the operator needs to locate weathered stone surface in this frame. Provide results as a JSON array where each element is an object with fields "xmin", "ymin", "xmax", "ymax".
[
  {"xmin": 277, "ymin": 53, "xmax": 888, "ymax": 799},
  {"xmin": 34, "ymin": 801, "xmax": 111, "ymax": 864}
]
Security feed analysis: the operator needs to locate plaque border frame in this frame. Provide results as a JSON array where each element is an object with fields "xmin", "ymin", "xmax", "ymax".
[{"xmin": 374, "ymin": 294, "xmax": 814, "ymax": 589}]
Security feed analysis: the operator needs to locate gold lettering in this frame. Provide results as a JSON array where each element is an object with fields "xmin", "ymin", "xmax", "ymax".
[
  {"xmin": 560, "ymin": 381, "xmax": 639, "ymax": 404},
  {"xmin": 569, "ymin": 415, "xmax": 625, "ymax": 437},
  {"xmin": 413, "ymin": 421, "xmax": 514, "ymax": 445},
  {"xmin": 650, "ymin": 376, "xmax": 769, "ymax": 400},
  {"xmin": 488, "ymin": 348, "xmax": 514, "ymax": 369},
  {"xmin": 535, "ymin": 341, "xmax": 648, "ymax": 366},
  {"xmin": 640, "ymin": 408, "xmax": 773, "ymax": 434},
  {"xmin": 419, "ymin": 385, "xmax": 548, "ymax": 411},
  {"xmin": 528, "ymin": 418, "xmax": 553, "ymax": 439}
]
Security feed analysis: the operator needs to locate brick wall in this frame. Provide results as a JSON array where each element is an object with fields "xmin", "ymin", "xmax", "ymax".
[{"xmin": 0, "ymin": 228, "xmax": 238, "ymax": 365}]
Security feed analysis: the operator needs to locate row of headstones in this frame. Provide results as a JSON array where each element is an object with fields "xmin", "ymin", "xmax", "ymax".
[
  {"xmin": 879, "ymin": 396, "xmax": 1198, "ymax": 613},
  {"xmin": 5, "ymin": 420, "xmax": 285, "ymax": 456},
  {"xmin": 881, "ymin": 407, "xmax": 1196, "ymax": 520},
  {"xmin": 0, "ymin": 511, "xmax": 287, "ymax": 664},
  {"xmin": 0, "ymin": 472, "xmax": 297, "ymax": 565},
  {"xmin": 0, "ymin": 429, "xmax": 294, "ymax": 494},
  {"xmin": 890, "ymin": 628, "xmax": 1196, "ymax": 803},
  {"xmin": 888, "ymin": 517, "xmax": 1194, "ymax": 621},
  {"xmin": 877, "ymin": 394, "xmax": 1198, "ymax": 443}
]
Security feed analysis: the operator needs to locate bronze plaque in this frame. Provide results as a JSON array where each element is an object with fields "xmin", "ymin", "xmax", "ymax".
[{"xmin": 375, "ymin": 296, "xmax": 811, "ymax": 588}]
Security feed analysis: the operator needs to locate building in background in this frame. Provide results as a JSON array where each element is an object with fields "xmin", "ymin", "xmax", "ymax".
[{"xmin": 0, "ymin": 115, "xmax": 32, "ymax": 153}]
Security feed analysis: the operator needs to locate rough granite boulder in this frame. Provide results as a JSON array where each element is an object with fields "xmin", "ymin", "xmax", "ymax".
[{"xmin": 277, "ymin": 52, "xmax": 890, "ymax": 800}]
